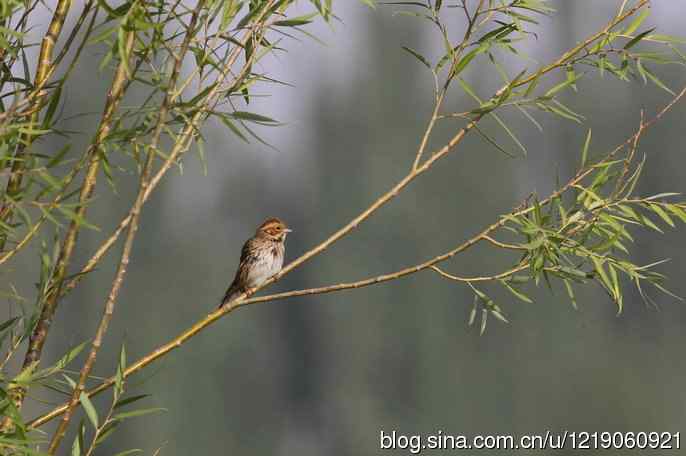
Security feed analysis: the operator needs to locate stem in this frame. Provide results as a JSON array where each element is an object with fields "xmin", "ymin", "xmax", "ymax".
[
  {"xmin": 58, "ymin": 4, "xmax": 276, "ymax": 299},
  {"xmin": 25, "ymin": 0, "xmax": 665, "ymax": 431},
  {"xmin": 0, "ymin": 0, "xmax": 74, "ymax": 249},
  {"xmin": 46, "ymin": 3, "xmax": 207, "ymax": 451},
  {"xmin": 5, "ymin": 25, "xmax": 137, "ymax": 430},
  {"xmin": 27, "ymin": 80, "xmax": 686, "ymax": 432}
]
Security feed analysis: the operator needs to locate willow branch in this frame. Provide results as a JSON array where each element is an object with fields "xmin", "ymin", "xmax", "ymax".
[
  {"xmin": 0, "ymin": 0, "xmax": 74, "ymax": 247},
  {"xmin": 430, "ymin": 264, "xmax": 528, "ymax": 282},
  {"xmin": 0, "ymin": 6, "xmax": 98, "ymax": 266},
  {"xmin": 28, "ymin": 77, "xmax": 686, "ymax": 431},
  {"xmin": 413, "ymin": 1, "xmax": 485, "ymax": 170},
  {"xmin": 481, "ymin": 235, "xmax": 527, "ymax": 251},
  {"xmin": 5, "ymin": 26, "xmax": 138, "ymax": 427},
  {"xmin": 58, "ymin": 3, "xmax": 278, "ymax": 299},
  {"xmin": 26, "ymin": 0, "xmax": 665, "ymax": 430},
  {"xmin": 55, "ymin": 0, "xmax": 649, "ymax": 302},
  {"xmin": 508, "ymin": 0, "xmax": 650, "ymax": 91},
  {"xmin": 46, "ymin": 2, "xmax": 207, "ymax": 451}
]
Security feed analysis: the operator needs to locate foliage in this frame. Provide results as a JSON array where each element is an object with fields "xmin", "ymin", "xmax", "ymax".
[{"xmin": 0, "ymin": 0, "xmax": 684, "ymax": 454}]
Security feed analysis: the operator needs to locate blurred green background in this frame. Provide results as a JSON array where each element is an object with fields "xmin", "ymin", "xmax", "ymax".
[{"xmin": 6, "ymin": 1, "xmax": 686, "ymax": 454}]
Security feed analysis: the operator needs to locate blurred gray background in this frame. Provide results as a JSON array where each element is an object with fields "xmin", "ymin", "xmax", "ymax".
[{"xmin": 6, "ymin": 1, "xmax": 686, "ymax": 454}]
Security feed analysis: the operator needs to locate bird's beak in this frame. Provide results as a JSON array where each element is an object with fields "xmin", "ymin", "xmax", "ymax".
[{"xmin": 284, "ymin": 228, "xmax": 293, "ymax": 233}]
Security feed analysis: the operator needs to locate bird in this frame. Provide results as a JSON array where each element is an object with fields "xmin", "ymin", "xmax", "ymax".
[{"xmin": 220, "ymin": 217, "xmax": 291, "ymax": 307}]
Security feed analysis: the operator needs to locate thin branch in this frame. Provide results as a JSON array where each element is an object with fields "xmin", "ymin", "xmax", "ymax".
[
  {"xmin": 58, "ymin": 4, "xmax": 288, "ymax": 299},
  {"xmin": 430, "ymin": 264, "xmax": 528, "ymax": 282},
  {"xmin": 507, "ymin": 0, "xmax": 650, "ymax": 91},
  {"xmin": 27, "ymin": 80, "xmax": 686, "ymax": 431},
  {"xmin": 26, "ymin": 0, "xmax": 668, "ymax": 430},
  {"xmin": 0, "ymin": 0, "xmax": 74, "ymax": 248},
  {"xmin": 46, "ymin": 1, "xmax": 208, "ymax": 450},
  {"xmin": 481, "ymin": 235, "xmax": 527, "ymax": 250},
  {"xmin": 5, "ymin": 21, "xmax": 138, "ymax": 428},
  {"xmin": 0, "ymin": 5, "xmax": 99, "ymax": 266}
]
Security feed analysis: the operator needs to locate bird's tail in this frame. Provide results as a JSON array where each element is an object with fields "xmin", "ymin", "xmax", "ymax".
[{"xmin": 219, "ymin": 283, "xmax": 243, "ymax": 308}]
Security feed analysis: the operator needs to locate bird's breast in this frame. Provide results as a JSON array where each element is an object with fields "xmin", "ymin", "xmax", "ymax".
[{"xmin": 245, "ymin": 243, "xmax": 284, "ymax": 287}]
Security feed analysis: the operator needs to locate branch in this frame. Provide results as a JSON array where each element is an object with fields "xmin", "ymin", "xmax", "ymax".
[
  {"xmin": 56, "ymin": 0, "xmax": 653, "ymax": 304},
  {"xmin": 412, "ymin": 1, "xmax": 486, "ymax": 170},
  {"xmin": 430, "ymin": 264, "xmax": 528, "ymax": 283},
  {"xmin": 0, "ymin": 0, "xmax": 75, "ymax": 248},
  {"xmin": 57, "ymin": 3, "xmax": 289, "ymax": 299},
  {"xmin": 45, "ymin": 2, "xmax": 208, "ymax": 450},
  {"xmin": 508, "ymin": 0, "xmax": 651, "ymax": 91},
  {"xmin": 3, "ymin": 20, "xmax": 138, "ymax": 429},
  {"xmin": 28, "ymin": 80, "xmax": 686, "ymax": 431}
]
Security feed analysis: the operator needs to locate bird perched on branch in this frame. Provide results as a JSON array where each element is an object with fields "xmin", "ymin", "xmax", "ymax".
[{"xmin": 220, "ymin": 218, "xmax": 291, "ymax": 307}]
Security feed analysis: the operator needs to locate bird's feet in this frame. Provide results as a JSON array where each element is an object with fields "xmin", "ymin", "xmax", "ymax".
[{"xmin": 244, "ymin": 287, "xmax": 257, "ymax": 297}]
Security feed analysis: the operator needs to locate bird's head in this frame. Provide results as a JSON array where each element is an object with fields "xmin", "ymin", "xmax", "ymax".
[{"xmin": 256, "ymin": 217, "xmax": 291, "ymax": 242}]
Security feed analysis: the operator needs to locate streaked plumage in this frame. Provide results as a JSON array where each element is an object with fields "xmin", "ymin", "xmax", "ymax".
[{"xmin": 220, "ymin": 218, "xmax": 291, "ymax": 307}]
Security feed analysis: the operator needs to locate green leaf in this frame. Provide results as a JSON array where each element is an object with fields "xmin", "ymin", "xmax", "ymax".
[
  {"xmin": 95, "ymin": 419, "xmax": 121, "ymax": 445},
  {"xmin": 0, "ymin": 316, "xmax": 20, "ymax": 333},
  {"xmin": 490, "ymin": 307, "xmax": 509, "ymax": 324},
  {"xmin": 636, "ymin": 212, "xmax": 663, "ymax": 233},
  {"xmin": 623, "ymin": 27, "xmax": 656, "ymax": 50},
  {"xmin": 218, "ymin": 114, "xmax": 249, "ymax": 143},
  {"xmin": 42, "ymin": 87, "xmax": 63, "ymax": 129},
  {"xmin": 114, "ymin": 394, "xmax": 150, "ymax": 410},
  {"xmin": 80, "ymin": 392, "xmax": 99, "ymax": 429},
  {"xmin": 112, "ymin": 450, "xmax": 143, "ymax": 456},
  {"xmin": 490, "ymin": 111, "xmax": 528, "ymax": 156},
  {"xmin": 608, "ymin": 263, "xmax": 622, "ymax": 313},
  {"xmin": 468, "ymin": 296, "xmax": 477, "ymax": 326},
  {"xmin": 500, "ymin": 279, "xmax": 533, "ymax": 303},
  {"xmin": 274, "ymin": 13, "xmax": 318, "ymax": 27},
  {"xmin": 478, "ymin": 23, "xmax": 517, "ymax": 44},
  {"xmin": 649, "ymin": 204, "xmax": 675, "ymax": 227},
  {"xmin": 34, "ymin": 341, "xmax": 88, "ymax": 379},
  {"xmin": 46, "ymin": 144, "xmax": 72, "ymax": 168},
  {"xmin": 591, "ymin": 257, "xmax": 613, "ymax": 297},
  {"xmin": 450, "ymin": 44, "xmax": 486, "ymax": 78},
  {"xmin": 71, "ymin": 420, "xmax": 85, "ymax": 456},
  {"xmin": 113, "ymin": 407, "xmax": 167, "ymax": 421},
  {"xmin": 580, "ymin": 128, "xmax": 592, "ymax": 168},
  {"xmin": 563, "ymin": 279, "xmax": 578, "ymax": 310},
  {"xmin": 401, "ymin": 46, "xmax": 431, "ymax": 69},
  {"xmin": 230, "ymin": 111, "xmax": 279, "ymax": 124},
  {"xmin": 642, "ymin": 65, "xmax": 675, "ymax": 95},
  {"xmin": 623, "ymin": 9, "xmax": 650, "ymax": 36},
  {"xmin": 666, "ymin": 205, "xmax": 686, "ymax": 223},
  {"xmin": 119, "ymin": 343, "xmax": 127, "ymax": 371},
  {"xmin": 543, "ymin": 71, "xmax": 583, "ymax": 98}
]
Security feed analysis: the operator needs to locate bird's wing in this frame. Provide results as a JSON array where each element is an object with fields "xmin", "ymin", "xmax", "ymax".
[{"xmin": 238, "ymin": 237, "xmax": 256, "ymax": 265}]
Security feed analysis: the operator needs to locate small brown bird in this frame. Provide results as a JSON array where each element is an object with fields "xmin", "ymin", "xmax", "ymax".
[{"xmin": 220, "ymin": 218, "xmax": 291, "ymax": 307}]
